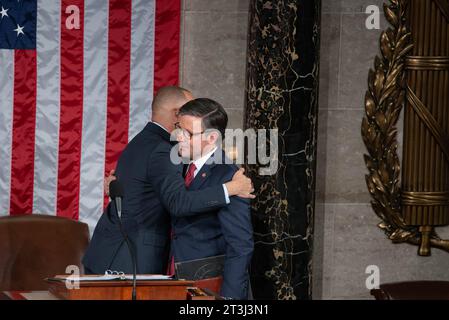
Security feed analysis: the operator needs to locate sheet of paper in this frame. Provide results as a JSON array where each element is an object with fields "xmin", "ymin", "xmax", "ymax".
[{"xmin": 51, "ymin": 274, "xmax": 173, "ymax": 281}]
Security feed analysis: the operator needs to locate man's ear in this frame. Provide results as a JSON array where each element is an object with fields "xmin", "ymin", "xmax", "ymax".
[{"xmin": 206, "ymin": 130, "xmax": 220, "ymax": 145}]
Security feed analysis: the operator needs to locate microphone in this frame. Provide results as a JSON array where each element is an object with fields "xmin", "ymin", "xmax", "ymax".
[
  {"xmin": 108, "ymin": 180, "xmax": 137, "ymax": 300},
  {"xmin": 109, "ymin": 180, "xmax": 124, "ymax": 219}
]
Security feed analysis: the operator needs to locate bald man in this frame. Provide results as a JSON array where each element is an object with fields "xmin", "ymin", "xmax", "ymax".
[{"xmin": 82, "ymin": 86, "xmax": 253, "ymax": 275}]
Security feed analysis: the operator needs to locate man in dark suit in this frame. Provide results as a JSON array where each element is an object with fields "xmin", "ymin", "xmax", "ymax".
[
  {"xmin": 82, "ymin": 87, "xmax": 254, "ymax": 275},
  {"xmin": 170, "ymin": 98, "xmax": 254, "ymax": 299}
]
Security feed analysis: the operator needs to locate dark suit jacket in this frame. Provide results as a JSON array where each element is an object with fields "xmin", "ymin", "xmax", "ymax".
[
  {"xmin": 82, "ymin": 122, "xmax": 229, "ymax": 274},
  {"xmin": 171, "ymin": 150, "xmax": 254, "ymax": 299}
]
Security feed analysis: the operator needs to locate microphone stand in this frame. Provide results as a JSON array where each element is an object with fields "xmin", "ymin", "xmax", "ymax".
[
  {"xmin": 116, "ymin": 207, "xmax": 137, "ymax": 300},
  {"xmin": 110, "ymin": 181, "xmax": 137, "ymax": 300}
]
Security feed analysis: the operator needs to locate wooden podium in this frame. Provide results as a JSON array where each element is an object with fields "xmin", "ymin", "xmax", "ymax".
[{"xmin": 46, "ymin": 278, "xmax": 194, "ymax": 300}]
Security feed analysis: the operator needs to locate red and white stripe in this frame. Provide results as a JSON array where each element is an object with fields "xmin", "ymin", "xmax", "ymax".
[{"xmin": 0, "ymin": 0, "xmax": 180, "ymax": 233}]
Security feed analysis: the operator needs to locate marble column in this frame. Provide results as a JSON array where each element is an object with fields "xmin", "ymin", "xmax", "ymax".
[{"xmin": 244, "ymin": 0, "xmax": 320, "ymax": 299}]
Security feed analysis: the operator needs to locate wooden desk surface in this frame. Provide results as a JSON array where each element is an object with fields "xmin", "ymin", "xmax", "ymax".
[
  {"xmin": 46, "ymin": 278, "xmax": 194, "ymax": 287},
  {"xmin": 2, "ymin": 280, "xmax": 218, "ymax": 300},
  {"xmin": 47, "ymin": 279, "xmax": 195, "ymax": 300}
]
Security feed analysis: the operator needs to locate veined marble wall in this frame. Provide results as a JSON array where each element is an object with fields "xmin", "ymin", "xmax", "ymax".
[{"xmin": 244, "ymin": 0, "xmax": 320, "ymax": 300}]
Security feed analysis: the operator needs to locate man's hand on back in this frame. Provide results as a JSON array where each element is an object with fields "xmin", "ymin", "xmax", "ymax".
[
  {"xmin": 225, "ymin": 168, "xmax": 255, "ymax": 199},
  {"xmin": 104, "ymin": 170, "xmax": 117, "ymax": 196}
]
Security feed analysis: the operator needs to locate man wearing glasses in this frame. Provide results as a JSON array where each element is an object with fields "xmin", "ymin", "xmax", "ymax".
[
  {"xmin": 82, "ymin": 87, "xmax": 254, "ymax": 276},
  {"xmin": 167, "ymin": 98, "xmax": 254, "ymax": 300}
]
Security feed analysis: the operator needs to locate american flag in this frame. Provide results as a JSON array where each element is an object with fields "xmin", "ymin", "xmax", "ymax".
[{"xmin": 0, "ymin": 0, "xmax": 180, "ymax": 232}]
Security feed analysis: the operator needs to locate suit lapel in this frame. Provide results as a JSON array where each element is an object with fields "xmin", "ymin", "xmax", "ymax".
[
  {"xmin": 188, "ymin": 149, "xmax": 227, "ymax": 190},
  {"xmin": 188, "ymin": 162, "xmax": 215, "ymax": 190}
]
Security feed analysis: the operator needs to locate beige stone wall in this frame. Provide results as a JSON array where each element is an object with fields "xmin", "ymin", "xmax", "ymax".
[{"xmin": 180, "ymin": 0, "xmax": 249, "ymax": 130}]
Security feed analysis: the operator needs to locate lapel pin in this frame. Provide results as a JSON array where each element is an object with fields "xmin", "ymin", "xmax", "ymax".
[{"xmin": 202, "ymin": 173, "xmax": 207, "ymax": 178}]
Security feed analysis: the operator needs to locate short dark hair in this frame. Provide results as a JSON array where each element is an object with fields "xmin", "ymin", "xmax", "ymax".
[
  {"xmin": 178, "ymin": 98, "xmax": 228, "ymax": 137},
  {"xmin": 152, "ymin": 86, "xmax": 191, "ymax": 112}
]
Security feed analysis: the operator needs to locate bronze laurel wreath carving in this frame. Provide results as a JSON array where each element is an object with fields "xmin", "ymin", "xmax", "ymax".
[{"xmin": 362, "ymin": 0, "xmax": 449, "ymax": 253}]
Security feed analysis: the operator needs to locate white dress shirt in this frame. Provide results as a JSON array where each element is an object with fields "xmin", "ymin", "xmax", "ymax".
[
  {"xmin": 187, "ymin": 146, "xmax": 230, "ymax": 203},
  {"xmin": 151, "ymin": 121, "xmax": 170, "ymax": 133}
]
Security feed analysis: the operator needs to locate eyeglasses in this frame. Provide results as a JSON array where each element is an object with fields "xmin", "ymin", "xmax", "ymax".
[{"xmin": 174, "ymin": 122, "xmax": 204, "ymax": 139}]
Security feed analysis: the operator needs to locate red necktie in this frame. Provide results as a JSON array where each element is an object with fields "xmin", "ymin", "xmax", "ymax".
[
  {"xmin": 167, "ymin": 163, "xmax": 197, "ymax": 276},
  {"xmin": 184, "ymin": 163, "xmax": 197, "ymax": 188}
]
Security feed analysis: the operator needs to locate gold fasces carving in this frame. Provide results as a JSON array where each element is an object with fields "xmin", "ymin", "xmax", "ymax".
[
  {"xmin": 402, "ymin": 191, "xmax": 449, "ymax": 206},
  {"xmin": 361, "ymin": 0, "xmax": 449, "ymax": 254},
  {"xmin": 405, "ymin": 56, "xmax": 449, "ymax": 70},
  {"xmin": 433, "ymin": 0, "xmax": 449, "ymax": 21},
  {"xmin": 406, "ymin": 86, "xmax": 449, "ymax": 162}
]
